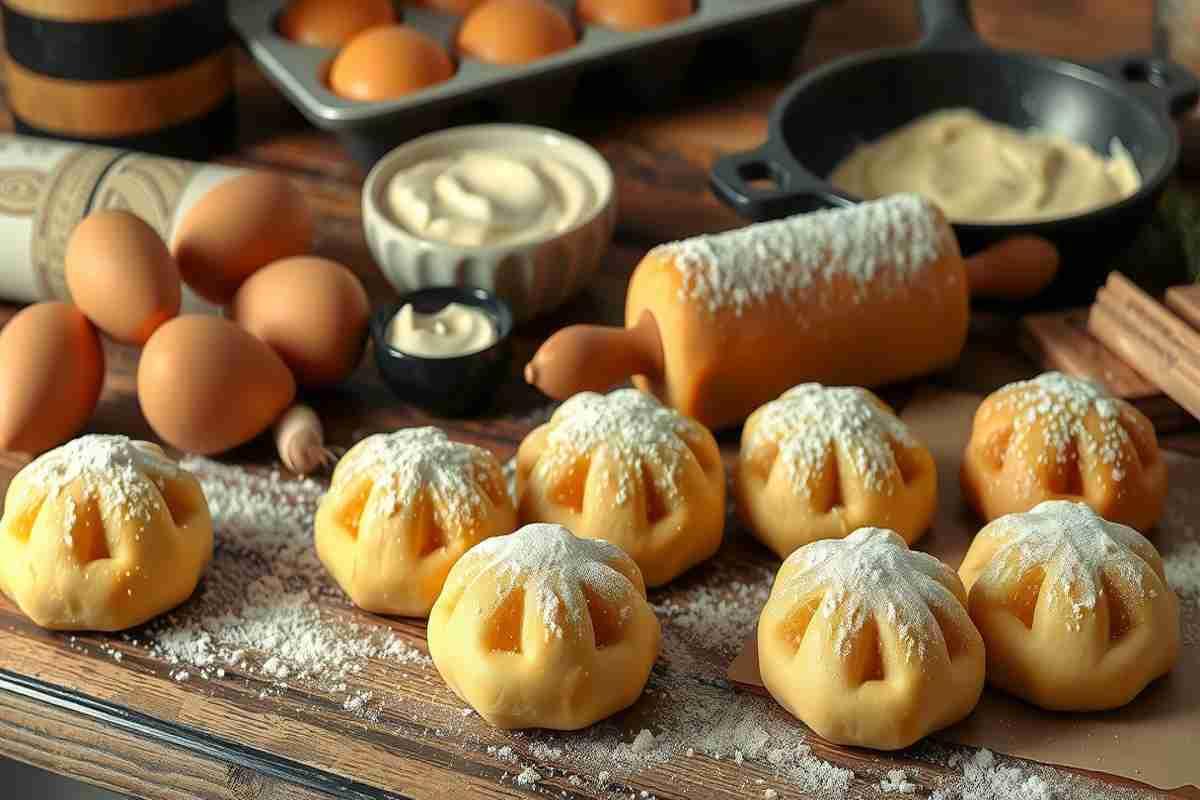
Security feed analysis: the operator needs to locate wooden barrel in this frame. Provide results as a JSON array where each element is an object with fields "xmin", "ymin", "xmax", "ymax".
[{"xmin": 2, "ymin": 0, "xmax": 236, "ymax": 160}]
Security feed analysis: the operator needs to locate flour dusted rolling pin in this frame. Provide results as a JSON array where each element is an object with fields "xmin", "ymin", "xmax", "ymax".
[{"xmin": 526, "ymin": 195, "xmax": 1058, "ymax": 430}]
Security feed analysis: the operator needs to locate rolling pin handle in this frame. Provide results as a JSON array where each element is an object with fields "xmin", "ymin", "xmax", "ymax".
[
  {"xmin": 525, "ymin": 311, "xmax": 664, "ymax": 400},
  {"xmin": 965, "ymin": 236, "xmax": 1061, "ymax": 301}
]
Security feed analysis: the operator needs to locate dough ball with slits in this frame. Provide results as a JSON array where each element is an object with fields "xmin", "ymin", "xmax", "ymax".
[
  {"xmin": 961, "ymin": 372, "xmax": 1167, "ymax": 531},
  {"xmin": 515, "ymin": 388, "xmax": 724, "ymax": 587},
  {"xmin": 315, "ymin": 427, "xmax": 515, "ymax": 618},
  {"xmin": 428, "ymin": 523, "xmax": 661, "ymax": 729},
  {"xmin": 758, "ymin": 528, "xmax": 985, "ymax": 750},
  {"xmin": 736, "ymin": 384, "xmax": 937, "ymax": 559},
  {"xmin": 959, "ymin": 500, "xmax": 1179, "ymax": 711},
  {"xmin": 0, "ymin": 436, "xmax": 213, "ymax": 631}
]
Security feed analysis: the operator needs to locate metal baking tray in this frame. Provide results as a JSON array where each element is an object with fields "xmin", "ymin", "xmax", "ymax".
[{"xmin": 230, "ymin": 0, "xmax": 831, "ymax": 164}]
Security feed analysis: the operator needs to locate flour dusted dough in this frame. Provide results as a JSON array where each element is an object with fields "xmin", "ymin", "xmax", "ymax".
[
  {"xmin": 758, "ymin": 528, "xmax": 984, "ymax": 750},
  {"xmin": 959, "ymin": 500, "xmax": 1179, "ymax": 711},
  {"xmin": 0, "ymin": 436, "xmax": 212, "ymax": 631},
  {"xmin": 961, "ymin": 372, "xmax": 1167, "ymax": 531},
  {"xmin": 515, "ymin": 389, "xmax": 724, "ymax": 586},
  {"xmin": 736, "ymin": 384, "xmax": 936, "ymax": 559},
  {"xmin": 428, "ymin": 523, "xmax": 661, "ymax": 729},
  {"xmin": 315, "ymin": 427, "xmax": 516, "ymax": 618}
]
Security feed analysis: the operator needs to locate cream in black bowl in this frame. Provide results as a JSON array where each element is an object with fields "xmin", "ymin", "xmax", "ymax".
[{"xmin": 371, "ymin": 287, "xmax": 513, "ymax": 416}]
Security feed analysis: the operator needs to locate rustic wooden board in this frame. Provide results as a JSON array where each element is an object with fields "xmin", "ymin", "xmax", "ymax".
[{"xmin": 0, "ymin": 0, "xmax": 1192, "ymax": 798}]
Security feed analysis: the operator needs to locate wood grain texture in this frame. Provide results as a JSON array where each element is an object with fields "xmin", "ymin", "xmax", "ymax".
[{"xmin": 0, "ymin": 0, "xmax": 1193, "ymax": 798}]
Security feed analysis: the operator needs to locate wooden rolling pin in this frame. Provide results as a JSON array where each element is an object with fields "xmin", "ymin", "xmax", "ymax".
[{"xmin": 526, "ymin": 196, "xmax": 1058, "ymax": 430}]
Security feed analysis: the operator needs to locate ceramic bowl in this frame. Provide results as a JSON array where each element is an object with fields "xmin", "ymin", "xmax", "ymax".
[
  {"xmin": 363, "ymin": 124, "xmax": 616, "ymax": 323},
  {"xmin": 370, "ymin": 287, "xmax": 513, "ymax": 417}
]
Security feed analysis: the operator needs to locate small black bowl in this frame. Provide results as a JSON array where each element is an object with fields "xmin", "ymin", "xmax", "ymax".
[{"xmin": 370, "ymin": 287, "xmax": 514, "ymax": 417}]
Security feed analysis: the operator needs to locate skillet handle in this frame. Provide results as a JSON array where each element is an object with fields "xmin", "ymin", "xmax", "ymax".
[
  {"xmin": 1091, "ymin": 53, "xmax": 1200, "ymax": 117},
  {"xmin": 710, "ymin": 143, "xmax": 853, "ymax": 221},
  {"xmin": 918, "ymin": 0, "xmax": 980, "ymax": 50}
]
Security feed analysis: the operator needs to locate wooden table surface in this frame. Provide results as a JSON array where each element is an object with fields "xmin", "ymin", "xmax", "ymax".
[{"xmin": 0, "ymin": 1, "xmax": 1190, "ymax": 799}]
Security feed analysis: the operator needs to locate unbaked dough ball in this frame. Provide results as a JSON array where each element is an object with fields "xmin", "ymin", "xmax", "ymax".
[
  {"xmin": 961, "ymin": 372, "xmax": 1167, "ymax": 531},
  {"xmin": 428, "ymin": 523, "xmax": 661, "ymax": 729},
  {"xmin": 515, "ymin": 389, "xmax": 724, "ymax": 587},
  {"xmin": 958, "ymin": 500, "xmax": 1179, "ymax": 711},
  {"xmin": 736, "ymin": 384, "xmax": 936, "ymax": 559},
  {"xmin": 758, "ymin": 528, "xmax": 984, "ymax": 750},
  {"xmin": 315, "ymin": 427, "xmax": 515, "ymax": 618},
  {"xmin": 0, "ymin": 436, "xmax": 212, "ymax": 631}
]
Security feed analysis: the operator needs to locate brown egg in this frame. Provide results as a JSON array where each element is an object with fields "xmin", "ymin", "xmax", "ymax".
[
  {"xmin": 413, "ymin": 0, "xmax": 482, "ymax": 14},
  {"xmin": 138, "ymin": 316, "xmax": 296, "ymax": 455},
  {"xmin": 232, "ymin": 256, "xmax": 370, "ymax": 387},
  {"xmin": 577, "ymin": 0, "xmax": 692, "ymax": 30},
  {"xmin": 65, "ymin": 210, "xmax": 181, "ymax": 346},
  {"xmin": 458, "ymin": 0, "xmax": 575, "ymax": 65},
  {"xmin": 172, "ymin": 173, "xmax": 314, "ymax": 305},
  {"xmin": 278, "ymin": 0, "xmax": 396, "ymax": 48},
  {"xmin": 0, "ymin": 303, "xmax": 104, "ymax": 455},
  {"xmin": 329, "ymin": 26, "xmax": 454, "ymax": 101}
]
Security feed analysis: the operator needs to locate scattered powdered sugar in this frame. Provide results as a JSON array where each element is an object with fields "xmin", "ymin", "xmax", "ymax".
[
  {"xmin": 329, "ymin": 427, "xmax": 504, "ymax": 533},
  {"xmin": 990, "ymin": 372, "xmax": 1133, "ymax": 480},
  {"xmin": 932, "ymin": 749, "xmax": 1050, "ymax": 800},
  {"xmin": 656, "ymin": 193, "xmax": 945, "ymax": 315},
  {"xmin": 881, "ymin": 768, "xmax": 918, "ymax": 794},
  {"xmin": 770, "ymin": 528, "xmax": 967, "ymax": 660},
  {"xmin": 745, "ymin": 384, "xmax": 916, "ymax": 497},
  {"xmin": 148, "ymin": 457, "xmax": 430, "ymax": 692},
  {"xmin": 532, "ymin": 389, "xmax": 700, "ymax": 506},
  {"xmin": 974, "ymin": 500, "xmax": 1156, "ymax": 629},
  {"xmin": 630, "ymin": 729, "xmax": 656, "ymax": 753},
  {"xmin": 450, "ymin": 523, "xmax": 637, "ymax": 642},
  {"xmin": 18, "ymin": 435, "xmax": 182, "ymax": 525},
  {"xmin": 515, "ymin": 766, "xmax": 542, "ymax": 786}
]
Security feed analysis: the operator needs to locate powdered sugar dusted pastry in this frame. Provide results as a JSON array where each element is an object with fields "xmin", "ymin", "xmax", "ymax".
[
  {"xmin": 515, "ymin": 389, "xmax": 724, "ymax": 586},
  {"xmin": 758, "ymin": 528, "xmax": 984, "ymax": 750},
  {"xmin": 0, "ymin": 436, "xmax": 213, "ymax": 631},
  {"xmin": 736, "ymin": 384, "xmax": 936, "ymax": 559},
  {"xmin": 961, "ymin": 372, "xmax": 1167, "ymax": 531},
  {"xmin": 315, "ymin": 427, "xmax": 515, "ymax": 618},
  {"xmin": 958, "ymin": 500, "xmax": 1179, "ymax": 711},
  {"xmin": 428, "ymin": 523, "xmax": 661, "ymax": 729}
]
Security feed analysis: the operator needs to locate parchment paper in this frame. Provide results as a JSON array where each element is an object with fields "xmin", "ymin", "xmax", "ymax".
[{"xmin": 728, "ymin": 391, "xmax": 1200, "ymax": 795}]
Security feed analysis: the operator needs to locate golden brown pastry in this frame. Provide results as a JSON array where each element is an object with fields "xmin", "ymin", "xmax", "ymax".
[
  {"xmin": 736, "ymin": 384, "xmax": 937, "ymax": 559},
  {"xmin": 958, "ymin": 500, "xmax": 1179, "ymax": 711},
  {"xmin": 515, "ymin": 389, "xmax": 724, "ymax": 587},
  {"xmin": 315, "ymin": 427, "xmax": 515, "ymax": 617},
  {"xmin": 428, "ymin": 523, "xmax": 661, "ymax": 729},
  {"xmin": 961, "ymin": 372, "xmax": 1167, "ymax": 531},
  {"xmin": 758, "ymin": 528, "xmax": 985, "ymax": 750},
  {"xmin": 0, "ymin": 436, "xmax": 212, "ymax": 631}
]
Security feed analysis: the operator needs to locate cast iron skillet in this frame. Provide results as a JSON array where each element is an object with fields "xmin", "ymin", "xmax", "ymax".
[{"xmin": 709, "ymin": 0, "xmax": 1200, "ymax": 304}]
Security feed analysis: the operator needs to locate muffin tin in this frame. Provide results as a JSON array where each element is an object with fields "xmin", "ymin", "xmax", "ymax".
[{"xmin": 230, "ymin": 0, "xmax": 831, "ymax": 165}]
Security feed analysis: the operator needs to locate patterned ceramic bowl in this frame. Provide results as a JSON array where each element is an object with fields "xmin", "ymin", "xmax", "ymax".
[{"xmin": 362, "ymin": 124, "xmax": 616, "ymax": 323}]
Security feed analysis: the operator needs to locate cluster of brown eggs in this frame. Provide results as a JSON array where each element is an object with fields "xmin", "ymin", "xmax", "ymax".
[
  {"xmin": 0, "ymin": 174, "xmax": 370, "ymax": 460},
  {"xmin": 278, "ymin": 0, "xmax": 695, "ymax": 102}
]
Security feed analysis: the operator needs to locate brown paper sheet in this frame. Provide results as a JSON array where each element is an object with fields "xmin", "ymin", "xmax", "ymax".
[{"xmin": 728, "ymin": 390, "xmax": 1200, "ymax": 794}]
